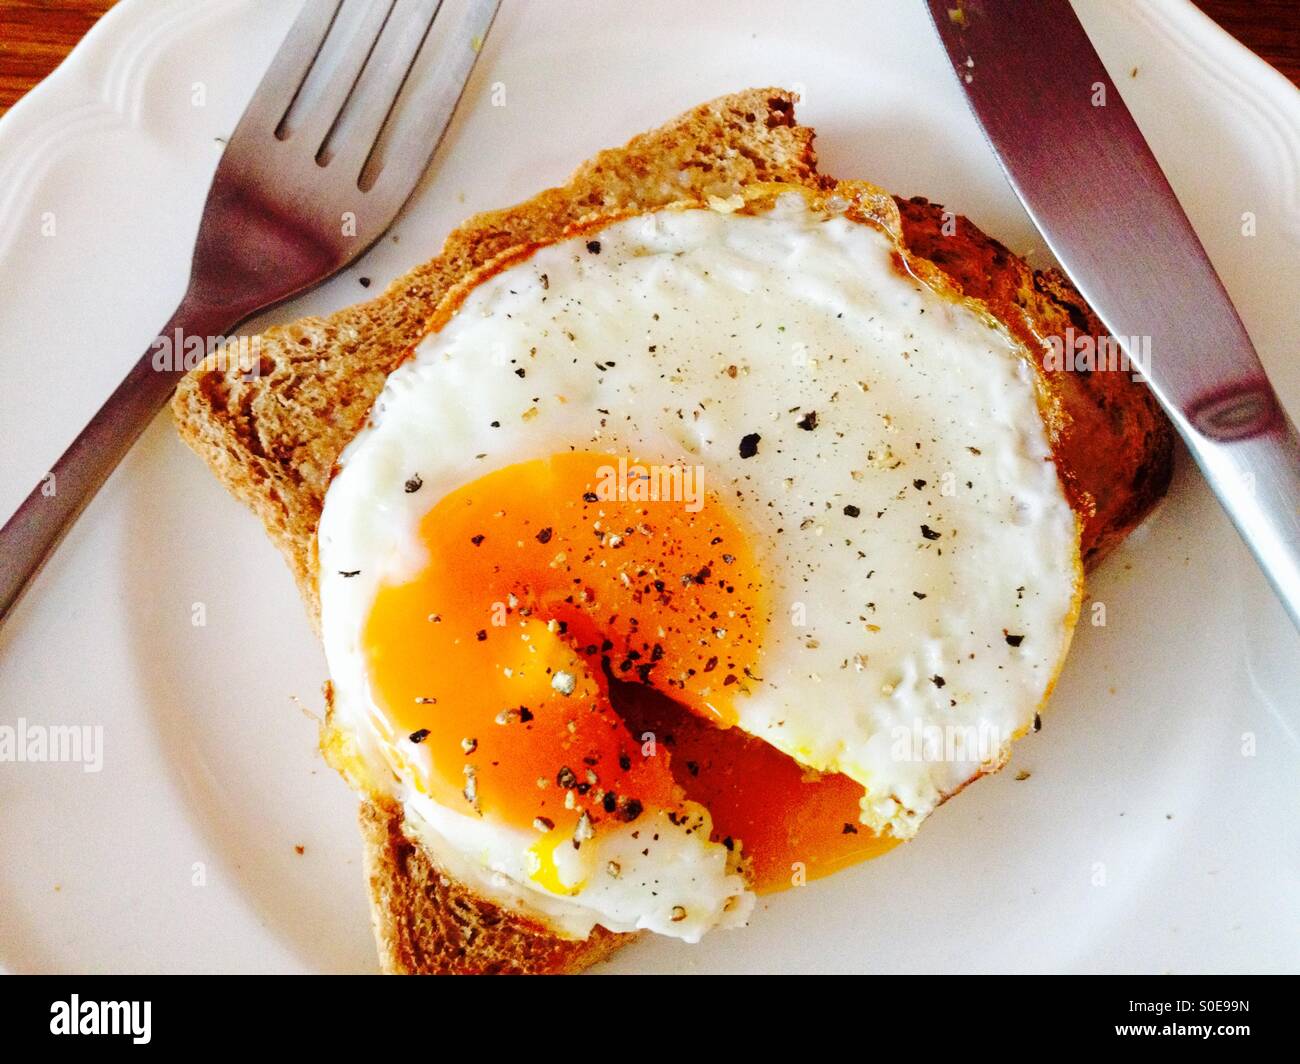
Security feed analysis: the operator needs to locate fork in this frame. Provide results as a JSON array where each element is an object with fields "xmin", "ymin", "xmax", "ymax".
[{"xmin": 0, "ymin": 0, "xmax": 501, "ymax": 626}]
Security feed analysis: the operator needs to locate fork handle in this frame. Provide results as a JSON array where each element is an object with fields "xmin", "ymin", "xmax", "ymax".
[{"xmin": 0, "ymin": 295, "xmax": 240, "ymax": 627}]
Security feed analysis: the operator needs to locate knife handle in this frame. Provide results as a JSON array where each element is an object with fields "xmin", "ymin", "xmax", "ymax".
[
  {"xmin": 1185, "ymin": 403, "xmax": 1300, "ymax": 629},
  {"xmin": 0, "ymin": 295, "xmax": 239, "ymax": 628}
]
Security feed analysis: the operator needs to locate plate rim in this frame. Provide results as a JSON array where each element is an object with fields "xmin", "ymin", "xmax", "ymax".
[{"xmin": 1, "ymin": 0, "xmax": 1297, "ymax": 975}]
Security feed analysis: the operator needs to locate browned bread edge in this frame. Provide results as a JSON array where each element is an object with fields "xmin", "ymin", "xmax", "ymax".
[{"xmin": 360, "ymin": 794, "xmax": 626, "ymax": 975}]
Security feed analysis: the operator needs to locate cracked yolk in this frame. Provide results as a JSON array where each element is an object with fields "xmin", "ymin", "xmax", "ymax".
[{"xmin": 362, "ymin": 451, "xmax": 893, "ymax": 894}]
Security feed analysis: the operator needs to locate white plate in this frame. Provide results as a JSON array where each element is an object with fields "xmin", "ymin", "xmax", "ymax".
[{"xmin": 1, "ymin": 0, "xmax": 1297, "ymax": 975}]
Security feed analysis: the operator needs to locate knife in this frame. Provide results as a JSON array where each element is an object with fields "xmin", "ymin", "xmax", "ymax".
[{"xmin": 927, "ymin": 0, "xmax": 1300, "ymax": 630}]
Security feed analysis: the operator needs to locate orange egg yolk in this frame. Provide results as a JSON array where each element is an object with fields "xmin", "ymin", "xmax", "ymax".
[{"xmin": 362, "ymin": 451, "xmax": 896, "ymax": 893}]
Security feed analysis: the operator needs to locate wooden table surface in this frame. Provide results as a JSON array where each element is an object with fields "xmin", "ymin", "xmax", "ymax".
[{"xmin": 1, "ymin": 0, "xmax": 1297, "ymax": 116}]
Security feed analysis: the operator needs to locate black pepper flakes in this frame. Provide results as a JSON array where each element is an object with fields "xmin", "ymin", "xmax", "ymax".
[
  {"xmin": 536, "ymin": 527, "xmax": 553, "ymax": 544},
  {"xmin": 408, "ymin": 729, "xmax": 430, "ymax": 744},
  {"xmin": 920, "ymin": 524, "xmax": 941, "ymax": 540},
  {"xmin": 796, "ymin": 410, "xmax": 818, "ymax": 431},
  {"xmin": 1005, "ymin": 633, "xmax": 1025, "ymax": 647},
  {"xmin": 739, "ymin": 432, "xmax": 761, "ymax": 459},
  {"xmin": 586, "ymin": 239, "xmax": 602, "ymax": 254},
  {"xmin": 843, "ymin": 504, "xmax": 861, "ymax": 518}
]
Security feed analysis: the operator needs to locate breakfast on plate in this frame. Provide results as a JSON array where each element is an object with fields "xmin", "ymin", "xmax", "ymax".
[{"xmin": 172, "ymin": 89, "xmax": 1173, "ymax": 974}]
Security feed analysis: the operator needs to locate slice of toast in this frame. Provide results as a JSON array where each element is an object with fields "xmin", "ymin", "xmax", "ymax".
[{"xmin": 173, "ymin": 88, "xmax": 1173, "ymax": 974}]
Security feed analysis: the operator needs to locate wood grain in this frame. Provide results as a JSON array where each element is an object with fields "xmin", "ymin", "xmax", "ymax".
[
  {"xmin": 1193, "ymin": 0, "xmax": 1300, "ymax": 87},
  {"xmin": 0, "ymin": 0, "xmax": 1295, "ymax": 117},
  {"xmin": 0, "ymin": 1, "xmax": 116, "ymax": 115}
]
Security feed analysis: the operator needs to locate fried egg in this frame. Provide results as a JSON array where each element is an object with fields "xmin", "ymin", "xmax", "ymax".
[{"xmin": 319, "ymin": 188, "xmax": 1082, "ymax": 942}]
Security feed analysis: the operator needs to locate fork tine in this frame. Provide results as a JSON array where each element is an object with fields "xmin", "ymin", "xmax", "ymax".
[
  {"xmin": 358, "ymin": 0, "xmax": 501, "ymax": 203},
  {"xmin": 317, "ymin": 0, "xmax": 443, "ymax": 173},
  {"xmin": 230, "ymin": 0, "xmax": 344, "ymax": 141},
  {"xmin": 282, "ymin": 0, "xmax": 397, "ymax": 154}
]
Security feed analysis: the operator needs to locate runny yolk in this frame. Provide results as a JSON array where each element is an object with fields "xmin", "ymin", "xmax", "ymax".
[
  {"xmin": 362, "ymin": 451, "xmax": 895, "ymax": 894},
  {"xmin": 610, "ymin": 681, "xmax": 901, "ymax": 890}
]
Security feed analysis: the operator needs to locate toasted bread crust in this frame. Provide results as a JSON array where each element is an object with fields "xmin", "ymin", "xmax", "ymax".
[
  {"xmin": 172, "ymin": 88, "xmax": 1173, "ymax": 974},
  {"xmin": 360, "ymin": 797, "xmax": 627, "ymax": 975}
]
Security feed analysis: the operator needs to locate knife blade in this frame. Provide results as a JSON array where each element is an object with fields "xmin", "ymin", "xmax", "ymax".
[{"xmin": 927, "ymin": 0, "xmax": 1300, "ymax": 630}]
